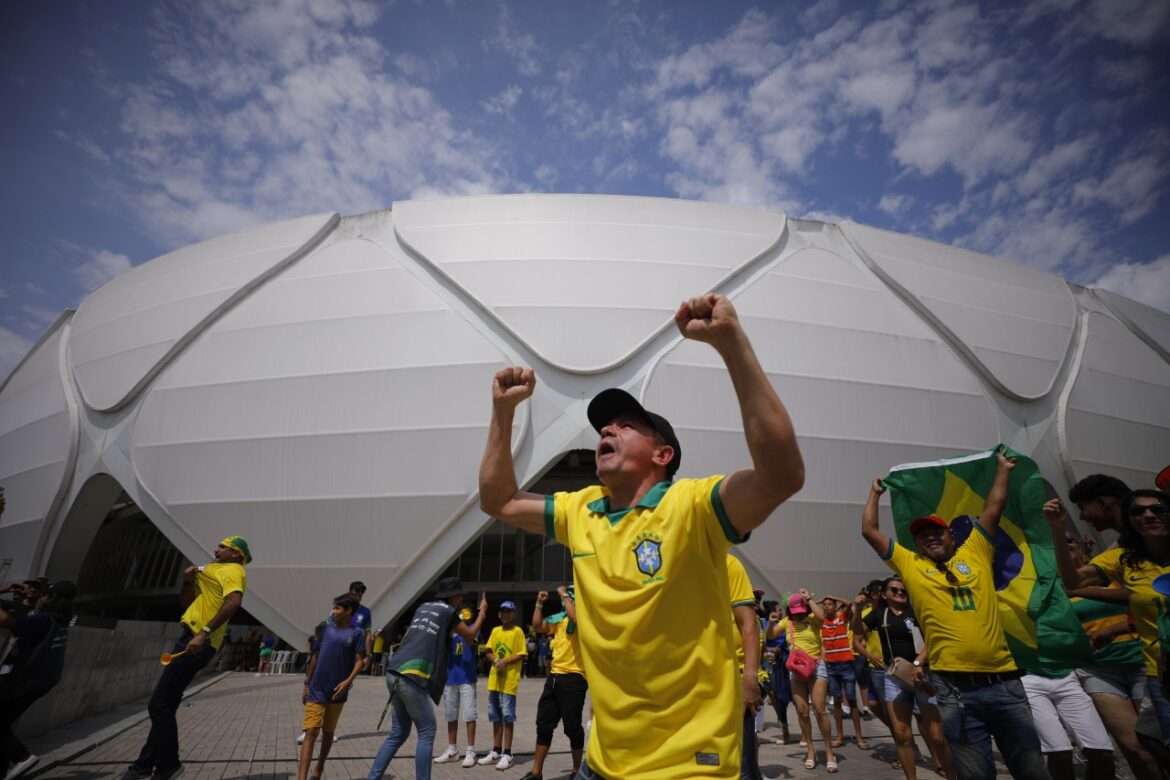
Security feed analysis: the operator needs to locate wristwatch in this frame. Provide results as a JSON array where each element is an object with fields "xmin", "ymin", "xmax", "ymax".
[
  {"xmin": 912, "ymin": 660, "xmax": 921, "ymax": 668},
  {"xmin": 200, "ymin": 626, "xmax": 212, "ymax": 635}
]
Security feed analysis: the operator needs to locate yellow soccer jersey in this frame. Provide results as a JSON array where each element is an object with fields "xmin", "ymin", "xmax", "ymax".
[
  {"xmin": 180, "ymin": 561, "xmax": 246, "ymax": 649},
  {"xmin": 546, "ymin": 476, "xmax": 746, "ymax": 780},
  {"xmin": 777, "ymin": 616, "xmax": 822, "ymax": 658},
  {"xmin": 727, "ymin": 554, "xmax": 758, "ymax": 669},
  {"xmin": 547, "ymin": 612, "xmax": 583, "ymax": 675},
  {"xmin": 486, "ymin": 625, "xmax": 527, "ymax": 695},
  {"xmin": 860, "ymin": 606, "xmax": 883, "ymax": 667},
  {"xmin": 1089, "ymin": 546, "xmax": 1124, "ymax": 583},
  {"xmin": 1112, "ymin": 558, "xmax": 1170, "ymax": 675},
  {"xmin": 884, "ymin": 527, "xmax": 1015, "ymax": 672}
]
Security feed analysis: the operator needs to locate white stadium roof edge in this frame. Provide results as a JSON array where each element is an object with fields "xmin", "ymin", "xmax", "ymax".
[{"xmin": 1, "ymin": 193, "xmax": 1167, "ymax": 646}]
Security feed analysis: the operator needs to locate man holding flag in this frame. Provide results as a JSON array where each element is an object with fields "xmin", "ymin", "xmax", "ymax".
[{"xmin": 862, "ymin": 452, "xmax": 1050, "ymax": 780}]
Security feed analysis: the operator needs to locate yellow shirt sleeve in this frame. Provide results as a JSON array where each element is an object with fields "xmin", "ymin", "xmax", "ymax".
[
  {"xmin": 512, "ymin": 627, "xmax": 528, "ymax": 657},
  {"xmin": 959, "ymin": 525, "xmax": 996, "ymax": 566},
  {"xmin": 547, "ymin": 489, "xmax": 587, "ymax": 545},
  {"xmin": 726, "ymin": 554, "xmax": 755, "ymax": 607},
  {"xmin": 688, "ymin": 475, "xmax": 747, "ymax": 560},
  {"xmin": 884, "ymin": 538, "xmax": 914, "ymax": 573},
  {"xmin": 1090, "ymin": 546, "xmax": 1124, "ymax": 583},
  {"xmin": 216, "ymin": 563, "xmax": 246, "ymax": 597}
]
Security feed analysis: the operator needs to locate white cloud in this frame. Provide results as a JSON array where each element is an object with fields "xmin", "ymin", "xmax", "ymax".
[
  {"xmin": 1087, "ymin": 0, "xmax": 1170, "ymax": 46},
  {"xmin": 87, "ymin": 0, "xmax": 507, "ymax": 247},
  {"xmin": 1017, "ymin": 137, "xmax": 1096, "ymax": 196},
  {"xmin": 0, "ymin": 326, "xmax": 34, "ymax": 382},
  {"xmin": 489, "ymin": 6, "xmax": 543, "ymax": 76},
  {"xmin": 482, "ymin": 85, "xmax": 523, "ymax": 116},
  {"xmin": 1073, "ymin": 143, "xmax": 1168, "ymax": 224},
  {"xmin": 74, "ymin": 249, "xmax": 133, "ymax": 291},
  {"xmin": 878, "ymin": 194, "xmax": 910, "ymax": 216},
  {"xmin": 1092, "ymin": 254, "xmax": 1170, "ymax": 313}
]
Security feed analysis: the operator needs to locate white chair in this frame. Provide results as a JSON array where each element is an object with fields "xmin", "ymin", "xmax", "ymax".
[{"xmin": 269, "ymin": 650, "xmax": 293, "ymax": 674}]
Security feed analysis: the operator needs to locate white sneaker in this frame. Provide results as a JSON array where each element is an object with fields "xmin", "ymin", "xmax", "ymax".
[
  {"xmin": 495, "ymin": 754, "xmax": 513, "ymax": 770},
  {"xmin": 478, "ymin": 750, "xmax": 501, "ymax": 766},
  {"xmin": 434, "ymin": 746, "xmax": 460, "ymax": 764},
  {"xmin": 462, "ymin": 750, "xmax": 477, "ymax": 768},
  {"xmin": 8, "ymin": 755, "xmax": 40, "ymax": 780}
]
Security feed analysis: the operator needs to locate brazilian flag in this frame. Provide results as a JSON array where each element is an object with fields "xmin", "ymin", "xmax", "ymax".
[{"xmin": 883, "ymin": 446, "xmax": 1091, "ymax": 672}]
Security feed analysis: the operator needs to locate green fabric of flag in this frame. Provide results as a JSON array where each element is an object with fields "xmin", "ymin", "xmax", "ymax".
[{"xmin": 882, "ymin": 445, "xmax": 1091, "ymax": 672}]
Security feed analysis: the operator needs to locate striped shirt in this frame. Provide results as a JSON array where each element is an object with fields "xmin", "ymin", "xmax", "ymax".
[{"xmin": 821, "ymin": 615, "xmax": 854, "ymax": 663}]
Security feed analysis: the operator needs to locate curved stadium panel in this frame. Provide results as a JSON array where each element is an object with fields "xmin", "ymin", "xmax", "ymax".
[{"xmin": 1, "ymin": 194, "xmax": 1165, "ymax": 640}]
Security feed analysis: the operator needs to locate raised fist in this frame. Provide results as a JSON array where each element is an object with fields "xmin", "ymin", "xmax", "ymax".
[
  {"xmin": 492, "ymin": 367, "xmax": 535, "ymax": 410},
  {"xmin": 870, "ymin": 479, "xmax": 886, "ymax": 496},
  {"xmin": 996, "ymin": 451, "xmax": 1017, "ymax": 471},
  {"xmin": 674, "ymin": 293, "xmax": 742, "ymax": 348},
  {"xmin": 536, "ymin": 591, "xmax": 548, "ymax": 603}
]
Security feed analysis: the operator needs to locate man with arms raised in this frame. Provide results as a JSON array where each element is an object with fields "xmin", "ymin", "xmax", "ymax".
[
  {"xmin": 479, "ymin": 293, "xmax": 804, "ymax": 780},
  {"xmin": 861, "ymin": 456, "xmax": 1049, "ymax": 780}
]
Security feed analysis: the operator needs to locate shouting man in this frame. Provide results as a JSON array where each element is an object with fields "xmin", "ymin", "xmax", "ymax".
[{"xmin": 479, "ymin": 292, "xmax": 804, "ymax": 779}]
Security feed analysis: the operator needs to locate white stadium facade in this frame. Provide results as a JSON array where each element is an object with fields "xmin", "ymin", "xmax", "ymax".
[{"xmin": 1, "ymin": 194, "xmax": 1167, "ymax": 646}]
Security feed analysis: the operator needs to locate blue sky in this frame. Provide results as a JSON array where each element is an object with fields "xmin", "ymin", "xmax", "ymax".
[{"xmin": 2, "ymin": 0, "xmax": 1169, "ymax": 377}]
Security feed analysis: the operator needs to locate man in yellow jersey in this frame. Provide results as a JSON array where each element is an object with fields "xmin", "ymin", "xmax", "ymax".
[
  {"xmin": 726, "ymin": 554, "xmax": 763, "ymax": 780},
  {"xmin": 479, "ymin": 292, "xmax": 804, "ymax": 780},
  {"xmin": 125, "ymin": 537, "xmax": 251, "ymax": 780},
  {"xmin": 862, "ymin": 454, "xmax": 1050, "ymax": 780},
  {"xmin": 521, "ymin": 585, "xmax": 587, "ymax": 780}
]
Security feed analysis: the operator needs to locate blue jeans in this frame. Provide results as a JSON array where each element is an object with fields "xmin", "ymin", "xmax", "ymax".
[
  {"xmin": 368, "ymin": 674, "xmax": 437, "ymax": 780},
  {"xmin": 825, "ymin": 660, "xmax": 857, "ymax": 702},
  {"xmin": 930, "ymin": 673, "xmax": 1049, "ymax": 780},
  {"xmin": 1147, "ymin": 675, "xmax": 1170, "ymax": 745},
  {"xmin": 487, "ymin": 690, "xmax": 517, "ymax": 723}
]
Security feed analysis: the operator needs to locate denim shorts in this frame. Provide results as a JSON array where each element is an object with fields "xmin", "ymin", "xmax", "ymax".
[
  {"xmin": 442, "ymin": 682, "xmax": 477, "ymax": 722},
  {"xmin": 825, "ymin": 660, "xmax": 857, "ymax": 702},
  {"xmin": 883, "ymin": 673, "xmax": 937, "ymax": 709},
  {"xmin": 1075, "ymin": 665, "xmax": 1146, "ymax": 701},
  {"xmin": 869, "ymin": 668, "xmax": 886, "ymax": 703},
  {"xmin": 487, "ymin": 690, "xmax": 517, "ymax": 723}
]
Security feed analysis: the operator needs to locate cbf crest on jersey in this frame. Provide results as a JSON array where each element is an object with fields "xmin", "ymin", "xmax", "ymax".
[{"xmin": 633, "ymin": 531, "xmax": 664, "ymax": 583}]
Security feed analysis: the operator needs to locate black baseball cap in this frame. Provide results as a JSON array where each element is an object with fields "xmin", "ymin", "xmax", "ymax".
[
  {"xmin": 587, "ymin": 388, "xmax": 681, "ymax": 479},
  {"xmin": 435, "ymin": 577, "xmax": 464, "ymax": 598}
]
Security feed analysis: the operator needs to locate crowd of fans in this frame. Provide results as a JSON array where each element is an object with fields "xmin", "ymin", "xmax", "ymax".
[{"xmin": 2, "ymin": 292, "xmax": 1169, "ymax": 780}]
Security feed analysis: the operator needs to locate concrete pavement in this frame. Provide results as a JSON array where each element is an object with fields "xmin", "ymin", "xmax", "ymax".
[{"xmin": 25, "ymin": 672, "xmax": 976, "ymax": 779}]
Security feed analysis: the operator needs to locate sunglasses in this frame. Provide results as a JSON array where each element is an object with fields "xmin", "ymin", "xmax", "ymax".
[
  {"xmin": 1130, "ymin": 504, "xmax": 1169, "ymax": 518},
  {"xmin": 935, "ymin": 564, "xmax": 960, "ymax": 585},
  {"xmin": 886, "ymin": 587, "xmax": 907, "ymax": 595}
]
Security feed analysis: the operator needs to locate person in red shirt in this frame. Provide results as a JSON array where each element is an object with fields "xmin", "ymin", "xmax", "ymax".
[{"xmin": 819, "ymin": 597, "xmax": 868, "ymax": 750}]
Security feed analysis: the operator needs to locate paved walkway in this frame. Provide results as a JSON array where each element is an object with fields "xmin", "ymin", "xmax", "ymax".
[{"xmin": 27, "ymin": 672, "xmax": 983, "ymax": 779}]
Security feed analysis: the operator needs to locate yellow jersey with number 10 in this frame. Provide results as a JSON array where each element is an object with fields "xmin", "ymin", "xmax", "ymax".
[
  {"xmin": 546, "ymin": 476, "xmax": 746, "ymax": 780},
  {"xmin": 883, "ymin": 526, "xmax": 1015, "ymax": 673}
]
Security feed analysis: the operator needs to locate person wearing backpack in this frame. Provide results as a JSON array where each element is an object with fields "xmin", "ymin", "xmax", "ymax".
[{"xmin": 0, "ymin": 580, "xmax": 76, "ymax": 779}]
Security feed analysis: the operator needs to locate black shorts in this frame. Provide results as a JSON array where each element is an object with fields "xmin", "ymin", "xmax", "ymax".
[{"xmin": 535, "ymin": 673, "xmax": 588, "ymax": 749}]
